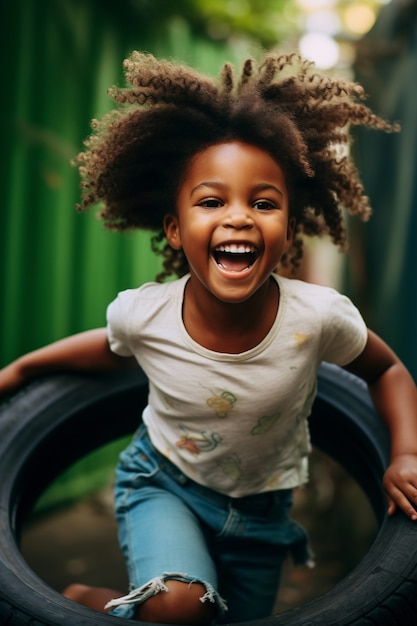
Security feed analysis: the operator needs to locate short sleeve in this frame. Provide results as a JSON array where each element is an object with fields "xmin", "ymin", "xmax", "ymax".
[
  {"xmin": 319, "ymin": 291, "xmax": 368, "ymax": 366},
  {"xmin": 106, "ymin": 295, "xmax": 134, "ymax": 357}
]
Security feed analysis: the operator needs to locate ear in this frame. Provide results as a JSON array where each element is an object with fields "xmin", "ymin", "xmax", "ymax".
[
  {"xmin": 163, "ymin": 213, "xmax": 182, "ymax": 250},
  {"xmin": 284, "ymin": 216, "xmax": 296, "ymax": 252}
]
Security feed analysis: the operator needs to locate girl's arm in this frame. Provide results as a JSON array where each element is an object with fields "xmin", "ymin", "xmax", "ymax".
[
  {"xmin": 345, "ymin": 330, "xmax": 417, "ymax": 521},
  {"xmin": 0, "ymin": 328, "xmax": 136, "ymax": 397}
]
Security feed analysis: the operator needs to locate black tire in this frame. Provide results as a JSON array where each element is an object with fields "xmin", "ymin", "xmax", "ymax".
[{"xmin": 0, "ymin": 363, "xmax": 416, "ymax": 625}]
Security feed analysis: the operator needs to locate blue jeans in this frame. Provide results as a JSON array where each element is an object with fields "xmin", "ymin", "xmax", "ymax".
[{"xmin": 108, "ymin": 425, "xmax": 311, "ymax": 622}]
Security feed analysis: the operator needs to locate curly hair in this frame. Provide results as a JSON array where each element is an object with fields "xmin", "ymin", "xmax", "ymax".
[{"xmin": 74, "ymin": 51, "xmax": 398, "ymax": 280}]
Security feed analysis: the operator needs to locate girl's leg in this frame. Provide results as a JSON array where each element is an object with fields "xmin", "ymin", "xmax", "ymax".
[
  {"xmin": 215, "ymin": 538, "xmax": 286, "ymax": 622},
  {"xmin": 62, "ymin": 584, "xmax": 120, "ymax": 612},
  {"xmin": 203, "ymin": 490, "xmax": 310, "ymax": 623},
  {"xmin": 113, "ymin": 429, "xmax": 310, "ymax": 622},
  {"xmin": 62, "ymin": 580, "xmax": 215, "ymax": 623},
  {"xmin": 108, "ymin": 442, "xmax": 225, "ymax": 623},
  {"xmin": 136, "ymin": 579, "xmax": 216, "ymax": 625}
]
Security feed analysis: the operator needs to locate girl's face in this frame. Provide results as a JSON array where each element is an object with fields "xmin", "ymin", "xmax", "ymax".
[{"xmin": 164, "ymin": 141, "xmax": 294, "ymax": 305}]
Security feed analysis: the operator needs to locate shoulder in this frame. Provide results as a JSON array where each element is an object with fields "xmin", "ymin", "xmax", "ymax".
[
  {"xmin": 275, "ymin": 274, "xmax": 347, "ymax": 306},
  {"xmin": 276, "ymin": 274, "xmax": 364, "ymax": 323},
  {"xmin": 275, "ymin": 275, "xmax": 367, "ymax": 364},
  {"xmin": 107, "ymin": 275, "xmax": 187, "ymax": 327},
  {"xmin": 113, "ymin": 275, "xmax": 187, "ymax": 309},
  {"xmin": 106, "ymin": 276, "xmax": 188, "ymax": 353}
]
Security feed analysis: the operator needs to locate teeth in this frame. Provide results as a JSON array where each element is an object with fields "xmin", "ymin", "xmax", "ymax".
[{"xmin": 216, "ymin": 244, "xmax": 255, "ymax": 254}]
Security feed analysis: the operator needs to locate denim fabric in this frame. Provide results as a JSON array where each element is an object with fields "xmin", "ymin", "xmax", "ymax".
[{"xmin": 108, "ymin": 425, "xmax": 311, "ymax": 622}]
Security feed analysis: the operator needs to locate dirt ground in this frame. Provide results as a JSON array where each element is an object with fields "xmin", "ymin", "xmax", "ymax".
[{"xmin": 20, "ymin": 448, "xmax": 378, "ymax": 616}]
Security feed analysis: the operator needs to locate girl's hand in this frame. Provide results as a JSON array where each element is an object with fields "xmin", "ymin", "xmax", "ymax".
[
  {"xmin": 383, "ymin": 454, "xmax": 417, "ymax": 521},
  {"xmin": 345, "ymin": 330, "xmax": 417, "ymax": 522}
]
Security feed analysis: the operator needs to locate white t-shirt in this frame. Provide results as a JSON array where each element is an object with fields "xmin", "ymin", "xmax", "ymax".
[{"xmin": 107, "ymin": 274, "xmax": 367, "ymax": 497}]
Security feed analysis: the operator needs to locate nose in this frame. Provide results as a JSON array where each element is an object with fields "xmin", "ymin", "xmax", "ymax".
[{"xmin": 222, "ymin": 202, "xmax": 253, "ymax": 229}]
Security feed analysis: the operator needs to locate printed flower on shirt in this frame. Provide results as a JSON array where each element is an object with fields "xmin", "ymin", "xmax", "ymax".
[
  {"xmin": 217, "ymin": 455, "xmax": 243, "ymax": 481},
  {"xmin": 294, "ymin": 332, "xmax": 311, "ymax": 346},
  {"xmin": 206, "ymin": 390, "xmax": 237, "ymax": 417},
  {"xmin": 251, "ymin": 411, "xmax": 281, "ymax": 435},
  {"xmin": 176, "ymin": 426, "xmax": 222, "ymax": 455}
]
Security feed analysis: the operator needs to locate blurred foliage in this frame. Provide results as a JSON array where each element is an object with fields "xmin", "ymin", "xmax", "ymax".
[{"xmin": 125, "ymin": 0, "xmax": 299, "ymax": 48}]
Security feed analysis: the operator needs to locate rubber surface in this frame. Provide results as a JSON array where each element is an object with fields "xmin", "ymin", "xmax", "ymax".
[{"xmin": 0, "ymin": 363, "xmax": 416, "ymax": 625}]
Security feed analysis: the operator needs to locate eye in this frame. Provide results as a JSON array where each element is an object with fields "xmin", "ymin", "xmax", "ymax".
[
  {"xmin": 252, "ymin": 199, "xmax": 278, "ymax": 211},
  {"xmin": 197, "ymin": 197, "xmax": 223, "ymax": 209}
]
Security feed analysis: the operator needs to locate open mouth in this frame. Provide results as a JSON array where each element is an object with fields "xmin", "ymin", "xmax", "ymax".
[{"xmin": 213, "ymin": 244, "xmax": 259, "ymax": 272}]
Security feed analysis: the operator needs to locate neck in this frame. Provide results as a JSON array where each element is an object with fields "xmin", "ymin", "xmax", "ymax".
[{"xmin": 182, "ymin": 276, "xmax": 279, "ymax": 353}]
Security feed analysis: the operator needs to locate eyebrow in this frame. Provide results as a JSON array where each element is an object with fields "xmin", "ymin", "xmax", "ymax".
[{"xmin": 190, "ymin": 181, "xmax": 284, "ymax": 197}]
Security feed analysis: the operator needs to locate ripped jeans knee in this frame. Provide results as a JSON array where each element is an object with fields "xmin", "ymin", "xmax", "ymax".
[{"xmin": 106, "ymin": 573, "xmax": 227, "ymax": 620}]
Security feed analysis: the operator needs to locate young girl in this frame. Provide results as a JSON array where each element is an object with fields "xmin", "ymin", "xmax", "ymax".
[{"xmin": 1, "ymin": 52, "xmax": 417, "ymax": 624}]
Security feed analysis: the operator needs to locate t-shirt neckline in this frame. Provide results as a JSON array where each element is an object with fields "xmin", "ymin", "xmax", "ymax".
[{"xmin": 177, "ymin": 273, "xmax": 286, "ymax": 361}]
